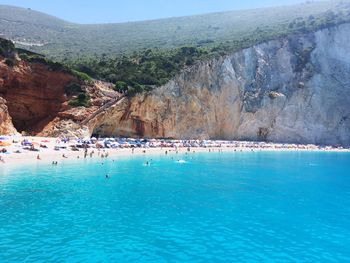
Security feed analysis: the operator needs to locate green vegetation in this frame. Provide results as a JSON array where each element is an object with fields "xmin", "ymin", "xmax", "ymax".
[
  {"xmin": 68, "ymin": 46, "xmax": 212, "ymax": 94},
  {"xmin": 68, "ymin": 93, "xmax": 91, "ymax": 107},
  {"xmin": 2, "ymin": 1, "xmax": 350, "ymax": 96},
  {"xmin": 70, "ymin": 69, "xmax": 93, "ymax": 83},
  {"xmin": 1, "ymin": 1, "xmax": 350, "ymax": 60},
  {"xmin": 0, "ymin": 38, "xmax": 15, "ymax": 58},
  {"xmin": 17, "ymin": 48, "xmax": 93, "ymax": 83},
  {"xmin": 114, "ymin": 81, "xmax": 128, "ymax": 93}
]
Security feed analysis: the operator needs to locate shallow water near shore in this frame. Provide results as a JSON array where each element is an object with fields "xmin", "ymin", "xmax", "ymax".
[{"xmin": 0, "ymin": 151, "xmax": 350, "ymax": 262}]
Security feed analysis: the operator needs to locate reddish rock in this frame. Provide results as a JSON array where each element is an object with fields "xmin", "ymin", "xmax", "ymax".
[
  {"xmin": 0, "ymin": 59, "xmax": 74, "ymax": 133},
  {"xmin": 0, "ymin": 97, "xmax": 17, "ymax": 135}
]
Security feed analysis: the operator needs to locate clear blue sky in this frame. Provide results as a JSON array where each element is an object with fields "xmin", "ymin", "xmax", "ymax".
[{"xmin": 0, "ymin": 0, "xmax": 312, "ymax": 24}]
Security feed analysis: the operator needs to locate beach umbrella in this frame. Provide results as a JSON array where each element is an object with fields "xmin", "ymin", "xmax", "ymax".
[{"xmin": 0, "ymin": 141, "xmax": 11, "ymax": 146}]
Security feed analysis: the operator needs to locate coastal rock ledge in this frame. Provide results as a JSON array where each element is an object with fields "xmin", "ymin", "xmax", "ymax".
[{"xmin": 89, "ymin": 23, "xmax": 350, "ymax": 146}]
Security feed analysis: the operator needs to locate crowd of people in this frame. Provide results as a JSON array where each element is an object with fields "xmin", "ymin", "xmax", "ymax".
[{"xmin": 0, "ymin": 135, "xmax": 348, "ymax": 164}]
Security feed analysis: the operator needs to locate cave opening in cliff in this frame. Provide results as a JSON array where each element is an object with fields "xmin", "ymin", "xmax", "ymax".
[
  {"xmin": 10, "ymin": 114, "xmax": 55, "ymax": 135},
  {"xmin": 4, "ymin": 100, "xmax": 58, "ymax": 135},
  {"xmin": 91, "ymin": 124, "xmax": 109, "ymax": 138}
]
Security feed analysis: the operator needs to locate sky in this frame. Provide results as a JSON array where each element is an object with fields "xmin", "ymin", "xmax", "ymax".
[{"xmin": 0, "ymin": 0, "xmax": 313, "ymax": 24}]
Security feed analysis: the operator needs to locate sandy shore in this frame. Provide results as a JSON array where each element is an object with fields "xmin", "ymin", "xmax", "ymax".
[{"xmin": 0, "ymin": 136, "xmax": 349, "ymax": 166}]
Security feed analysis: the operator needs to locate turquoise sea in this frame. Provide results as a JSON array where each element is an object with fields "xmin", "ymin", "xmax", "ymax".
[{"xmin": 0, "ymin": 151, "xmax": 350, "ymax": 262}]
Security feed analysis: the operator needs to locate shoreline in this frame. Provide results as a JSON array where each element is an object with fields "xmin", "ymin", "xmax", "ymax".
[{"xmin": 0, "ymin": 136, "xmax": 349, "ymax": 167}]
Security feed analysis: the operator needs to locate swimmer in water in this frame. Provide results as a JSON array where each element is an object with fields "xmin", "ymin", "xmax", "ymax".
[{"xmin": 105, "ymin": 174, "xmax": 110, "ymax": 179}]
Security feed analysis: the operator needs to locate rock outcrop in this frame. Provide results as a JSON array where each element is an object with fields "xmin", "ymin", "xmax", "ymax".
[
  {"xmin": 0, "ymin": 41, "xmax": 117, "ymax": 136},
  {"xmin": 87, "ymin": 23, "xmax": 350, "ymax": 146},
  {"xmin": 0, "ymin": 97, "xmax": 17, "ymax": 135},
  {"xmin": 0, "ymin": 59, "xmax": 74, "ymax": 133}
]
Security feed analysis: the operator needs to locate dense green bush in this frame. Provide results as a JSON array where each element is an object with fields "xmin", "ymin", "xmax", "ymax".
[
  {"xmin": 68, "ymin": 92, "xmax": 91, "ymax": 107},
  {"xmin": 66, "ymin": 46, "xmax": 212, "ymax": 96},
  {"xmin": 114, "ymin": 81, "xmax": 128, "ymax": 93}
]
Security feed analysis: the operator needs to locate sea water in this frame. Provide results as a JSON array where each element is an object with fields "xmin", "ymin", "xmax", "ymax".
[{"xmin": 0, "ymin": 151, "xmax": 350, "ymax": 262}]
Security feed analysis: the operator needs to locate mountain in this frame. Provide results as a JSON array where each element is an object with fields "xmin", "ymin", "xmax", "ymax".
[{"xmin": 1, "ymin": 1, "xmax": 350, "ymax": 60}]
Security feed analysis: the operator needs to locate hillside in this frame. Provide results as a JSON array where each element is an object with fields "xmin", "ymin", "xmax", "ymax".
[{"xmin": 1, "ymin": 1, "xmax": 350, "ymax": 60}]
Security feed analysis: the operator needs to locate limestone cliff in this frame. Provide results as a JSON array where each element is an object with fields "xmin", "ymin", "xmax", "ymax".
[{"xmin": 87, "ymin": 23, "xmax": 350, "ymax": 146}]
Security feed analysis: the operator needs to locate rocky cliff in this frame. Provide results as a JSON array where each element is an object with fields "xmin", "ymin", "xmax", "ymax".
[
  {"xmin": 0, "ymin": 97, "xmax": 16, "ymax": 135},
  {"xmin": 1, "ymin": 24, "xmax": 349, "ymax": 146},
  {"xmin": 86, "ymin": 23, "xmax": 350, "ymax": 146},
  {"xmin": 0, "ymin": 41, "xmax": 117, "ymax": 137}
]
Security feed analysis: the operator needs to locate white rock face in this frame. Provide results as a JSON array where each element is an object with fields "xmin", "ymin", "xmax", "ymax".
[{"xmin": 91, "ymin": 24, "xmax": 350, "ymax": 146}]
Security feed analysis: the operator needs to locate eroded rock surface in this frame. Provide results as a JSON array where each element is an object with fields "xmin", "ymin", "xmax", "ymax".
[
  {"xmin": 0, "ymin": 97, "xmax": 17, "ymax": 135},
  {"xmin": 88, "ymin": 24, "xmax": 350, "ymax": 146}
]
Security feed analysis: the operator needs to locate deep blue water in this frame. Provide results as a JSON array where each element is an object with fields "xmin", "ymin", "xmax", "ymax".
[{"xmin": 0, "ymin": 151, "xmax": 350, "ymax": 262}]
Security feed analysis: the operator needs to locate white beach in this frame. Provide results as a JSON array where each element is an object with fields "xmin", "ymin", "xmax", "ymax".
[{"xmin": 0, "ymin": 136, "xmax": 349, "ymax": 166}]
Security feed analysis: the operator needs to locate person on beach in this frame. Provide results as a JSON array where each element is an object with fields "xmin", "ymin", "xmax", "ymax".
[
  {"xmin": 37, "ymin": 155, "xmax": 41, "ymax": 160},
  {"xmin": 0, "ymin": 156, "xmax": 5, "ymax": 163},
  {"xmin": 132, "ymin": 148, "xmax": 134, "ymax": 154},
  {"xmin": 62, "ymin": 154, "xmax": 68, "ymax": 158}
]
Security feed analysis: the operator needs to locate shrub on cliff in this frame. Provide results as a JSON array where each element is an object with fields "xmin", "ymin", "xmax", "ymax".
[
  {"xmin": 17, "ymin": 48, "xmax": 93, "ymax": 84},
  {"xmin": 114, "ymin": 81, "xmax": 128, "ymax": 93},
  {"xmin": 70, "ymin": 70, "xmax": 93, "ymax": 84},
  {"xmin": 66, "ymin": 46, "xmax": 208, "ymax": 95},
  {"xmin": 68, "ymin": 92, "xmax": 91, "ymax": 107},
  {"xmin": 0, "ymin": 38, "xmax": 15, "ymax": 58}
]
